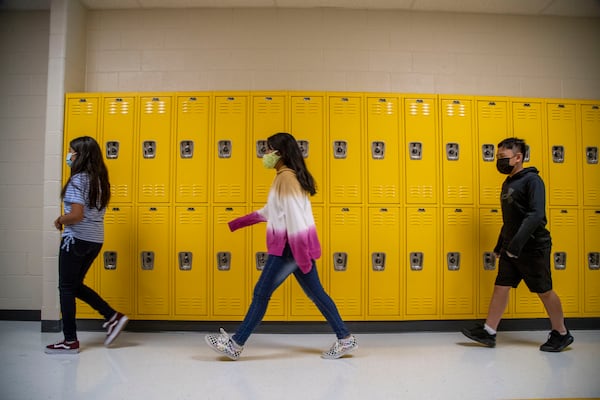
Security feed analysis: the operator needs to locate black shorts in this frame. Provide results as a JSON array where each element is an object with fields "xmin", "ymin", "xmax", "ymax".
[{"xmin": 495, "ymin": 247, "xmax": 553, "ymax": 293}]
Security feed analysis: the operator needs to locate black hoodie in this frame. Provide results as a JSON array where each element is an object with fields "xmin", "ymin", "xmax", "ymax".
[{"xmin": 493, "ymin": 167, "xmax": 552, "ymax": 257}]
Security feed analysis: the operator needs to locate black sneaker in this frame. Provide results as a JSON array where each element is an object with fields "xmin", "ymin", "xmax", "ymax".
[
  {"xmin": 461, "ymin": 323, "xmax": 496, "ymax": 347},
  {"xmin": 540, "ymin": 330, "xmax": 574, "ymax": 352}
]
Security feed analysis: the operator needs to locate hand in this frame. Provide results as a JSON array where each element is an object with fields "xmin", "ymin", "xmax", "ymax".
[{"xmin": 54, "ymin": 216, "xmax": 62, "ymax": 230}]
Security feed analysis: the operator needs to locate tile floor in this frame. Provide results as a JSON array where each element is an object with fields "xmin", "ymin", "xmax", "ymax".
[{"xmin": 1, "ymin": 321, "xmax": 598, "ymax": 400}]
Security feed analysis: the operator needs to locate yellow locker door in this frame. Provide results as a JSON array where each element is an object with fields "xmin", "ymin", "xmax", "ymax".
[
  {"xmin": 440, "ymin": 97, "xmax": 475, "ymax": 205},
  {"xmin": 581, "ymin": 103, "xmax": 600, "ymax": 206},
  {"xmin": 213, "ymin": 95, "xmax": 248, "ymax": 204},
  {"xmin": 367, "ymin": 207, "xmax": 401, "ymax": 319},
  {"xmin": 367, "ymin": 96, "xmax": 401, "ymax": 204},
  {"xmin": 547, "ymin": 102, "xmax": 579, "ymax": 206},
  {"xmin": 174, "ymin": 206, "xmax": 208, "ymax": 318},
  {"xmin": 477, "ymin": 208, "xmax": 513, "ymax": 318},
  {"xmin": 102, "ymin": 95, "xmax": 136, "ymax": 203},
  {"xmin": 583, "ymin": 209, "xmax": 600, "ymax": 315},
  {"xmin": 328, "ymin": 95, "xmax": 363, "ymax": 204},
  {"xmin": 548, "ymin": 208, "xmax": 580, "ymax": 315},
  {"xmin": 289, "ymin": 206, "xmax": 326, "ymax": 321},
  {"xmin": 250, "ymin": 213, "xmax": 286, "ymax": 320},
  {"xmin": 75, "ymin": 264, "xmax": 99, "ymax": 318},
  {"xmin": 512, "ymin": 100, "xmax": 546, "ymax": 180},
  {"xmin": 404, "ymin": 96, "xmax": 438, "ymax": 204},
  {"xmin": 405, "ymin": 207, "xmax": 439, "ymax": 319},
  {"xmin": 99, "ymin": 206, "xmax": 133, "ymax": 316},
  {"xmin": 252, "ymin": 94, "xmax": 286, "ymax": 204},
  {"xmin": 137, "ymin": 206, "xmax": 170, "ymax": 317},
  {"xmin": 290, "ymin": 95, "xmax": 325, "ymax": 204},
  {"xmin": 175, "ymin": 95, "xmax": 210, "ymax": 203},
  {"xmin": 212, "ymin": 206, "xmax": 247, "ymax": 318},
  {"xmin": 477, "ymin": 99, "xmax": 509, "ymax": 205},
  {"xmin": 138, "ymin": 95, "xmax": 172, "ymax": 203},
  {"xmin": 329, "ymin": 206, "xmax": 363, "ymax": 318},
  {"xmin": 64, "ymin": 95, "xmax": 100, "ymax": 182},
  {"xmin": 442, "ymin": 207, "xmax": 476, "ymax": 319}
]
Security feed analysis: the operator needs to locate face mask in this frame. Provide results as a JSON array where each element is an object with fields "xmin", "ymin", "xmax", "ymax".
[
  {"xmin": 262, "ymin": 152, "xmax": 281, "ymax": 169},
  {"xmin": 66, "ymin": 152, "xmax": 74, "ymax": 168},
  {"xmin": 496, "ymin": 157, "xmax": 514, "ymax": 175}
]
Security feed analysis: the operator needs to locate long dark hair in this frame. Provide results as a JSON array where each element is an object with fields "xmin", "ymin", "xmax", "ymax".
[
  {"xmin": 267, "ymin": 132, "xmax": 317, "ymax": 196},
  {"xmin": 61, "ymin": 136, "xmax": 111, "ymax": 210}
]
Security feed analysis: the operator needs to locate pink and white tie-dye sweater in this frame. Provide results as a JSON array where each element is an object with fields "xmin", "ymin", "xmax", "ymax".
[{"xmin": 228, "ymin": 167, "xmax": 321, "ymax": 273}]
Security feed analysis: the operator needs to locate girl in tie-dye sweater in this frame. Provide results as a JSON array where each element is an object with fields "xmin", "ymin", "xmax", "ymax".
[{"xmin": 205, "ymin": 132, "xmax": 357, "ymax": 360}]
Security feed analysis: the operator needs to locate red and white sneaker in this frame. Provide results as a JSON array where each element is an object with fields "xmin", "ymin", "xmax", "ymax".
[
  {"xmin": 45, "ymin": 340, "xmax": 80, "ymax": 354},
  {"xmin": 103, "ymin": 312, "xmax": 129, "ymax": 346}
]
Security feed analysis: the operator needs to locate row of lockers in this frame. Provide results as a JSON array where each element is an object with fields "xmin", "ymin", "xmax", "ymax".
[
  {"xmin": 76, "ymin": 205, "xmax": 600, "ymax": 320},
  {"xmin": 64, "ymin": 92, "xmax": 600, "ymax": 206}
]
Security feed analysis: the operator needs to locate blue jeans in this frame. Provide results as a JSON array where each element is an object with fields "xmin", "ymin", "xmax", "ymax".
[{"xmin": 232, "ymin": 245, "xmax": 350, "ymax": 346}]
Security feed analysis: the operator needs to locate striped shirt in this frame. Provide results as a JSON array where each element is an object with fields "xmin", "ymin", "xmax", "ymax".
[{"xmin": 63, "ymin": 173, "xmax": 105, "ymax": 244}]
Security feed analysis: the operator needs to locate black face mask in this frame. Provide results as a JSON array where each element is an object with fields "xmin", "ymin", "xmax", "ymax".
[{"xmin": 496, "ymin": 157, "xmax": 514, "ymax": 175}]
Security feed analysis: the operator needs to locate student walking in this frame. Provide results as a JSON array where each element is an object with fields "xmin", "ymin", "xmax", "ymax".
[
  {"xmin": 45, "ymin": 136, "xmax": 128, "ymax": 354},
  {"xmin": 205, "ymin": 132, "xmax": 357, "ymax": 360},
  {"xmin": 462, "ymin": 137, "xmax": 573, "ymax": 352}
]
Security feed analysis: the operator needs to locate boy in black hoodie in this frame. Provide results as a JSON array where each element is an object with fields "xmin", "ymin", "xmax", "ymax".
[{"xmin": 462, "ymin": 138, "xmax": 574, "ymax": 352}]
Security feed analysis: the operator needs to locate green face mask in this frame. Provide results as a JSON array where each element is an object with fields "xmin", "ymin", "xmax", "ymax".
[{"xmin": 262, "ymin": 152, "xmax": 281, "ymax": 169}]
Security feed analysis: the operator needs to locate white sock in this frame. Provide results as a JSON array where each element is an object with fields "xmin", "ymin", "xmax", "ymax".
[{"xmin": 484, "ymin": 324, "xmax": 497, "ymax": 335}]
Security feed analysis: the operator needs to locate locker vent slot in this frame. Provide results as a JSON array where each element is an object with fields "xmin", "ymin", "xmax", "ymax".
[
  {"xmin": 103, "ymin": 251, "xmax": 117, "ymax": 270},
  {"xmin": 333, "ymin": 252, "xmax": 348, "ymax": 271},
  {"xmin": 554, "ymin": 252, "xmax": 567, "ymax": 270},
  {"xmin": 371, "ymin": 252, "xmax": 386, "ymax": 271},
  {"xmin": 179, "ymin": 252, "xmax": 192, "ymax": 271}
]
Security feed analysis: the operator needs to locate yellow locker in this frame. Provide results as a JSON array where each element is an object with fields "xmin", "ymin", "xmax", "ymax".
[
  {"xmin": 547, "ymin": 208, "xmax": 580, "ymax": 315},
  {"xmin": 75, "ymin": 265, "xmax": 99, "ymax": 318},
  {"xmin": 138, "ymin": 95, "xmax": 172, "ymax": 203},
  {"xmin": 581, "ymin": 103, "xmax": 600, "ymax": 206},
  {"xmin": 442, "ymin": 207, "xmax": 476, "ymax": 318},
  {"xmin": 512, "ymin": 99, "xmax": 546, "ymax": 180},
  {"xmin": 404, "ymin": 96, "xmax": 438, "ymax": 204},
  {"xmin": 366, "ymin": 96, "xmax": 401, "ymax": 204},
  {"xmin": 102, "ymin": 95, "xmax": 136, "ymax": 203},
  {"xmin": 174, "ymin": 206, "xmax": 208, "ymax": 318},
  {"xmin": 252, "ymin": 94, "xmax": 287, "ymax": 204},
  {"xmin": 547, "ymin": 102, "xmax": 579, "ymax": 206},
  {"xmin": 440, "ymin": 97, "xmax": 475, "ymax": 205},
  {"xmin": 251, "ymin": 211, "xmax": 286, "ymax": 320},
  {"xmin": 290, "ymin": 94, "xmax": 325, "ymax": 204},
  {"xmin": 212, "ymin": 206, "xmax": 247, "ymax": 318},
  {"xmin": 476, "ymin": 99, "xmax": 509, "ymax": 205},
  {"xmin": 63, "ymin": 95, "xmax": 100, "ymax": 182},
  {"xmin": 136, "ymin": 206, "xmax": 170, "ymax": 317},
  {"xmin": 367, "ymin": 207, "xmax": 401, "ymax": 319},
  {"xmin": 99, "ymin": 206, "xmax": 133, "ymax": 316},
  {"xmin": 175, "ymin": 95, "xmax": 210, "ymax": 203},
  {"xmin": 328, "ymin": 95, "xmax": 363, "ymax": 204},
  {"xmin": 405, "ymin": 207, "xmax": 439, "ymax": 319},
  {"xmin": 289, "ymin": 206, "xmax": 326, "ymax": 320},
  {"xmin": 213, "ymin": 94, "xmax": 248, "ymax": 203},
  {"xmin": 583, "ymin": 209, "xmax": 600, "ymax": 315},
  {"xmin": 329, "ymin": 206, "xmax": 363, "ymax": 318}
]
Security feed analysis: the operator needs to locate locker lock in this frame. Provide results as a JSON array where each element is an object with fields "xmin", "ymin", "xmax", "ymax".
[
  {"xmin": 524, "ymin": 145, "xmax": 531, "ymax": 162},
  {"xmin": 589, "ymin": 252, "xmax": 600, "ymax": 270},
  {"xmin": 371, "ymin": 141, "xmax": 385, "ymax": 160},
  {"xmin": 409, "ymin": 252, "xmax": 424, "ymax": 271},
  {"xmin": 409, "ymin": 142, "xmax": 422, "ymax": 160},
  {"xmin": 333, "ymin": 252, "xmax": 348, "ymax": 271},
  {"xmin": 216, "ymin": 251, "xmax": 231, "ymax": 271},
  {"xmin": 256, "ymin": 140, "xmax": 268, "ymax": 158},
  {"xmin": 297, "ymin": 140, "xmax": 309, "ymax": 158},
  {"xmin": 447, "ymin": 252, "xmax": 461, "ymax": 271},
  {"xmin": 103, "ymin": 251, "xmax": 117, "ymax": 270},
  {"xmin": 106, "ymin": 141, "xmax": 119, "ymax": 159},
  {"xmin": 333, "ymin": 141, "xmax": 348, "ymax": 159},
  {"xmin": 483, "ymin": 252, "xmax": 497, "ymax": 271},
  {"xmin": 482, "ymin": 144, "xmax": 495, "ymax": 162},
  {"xmin": 586, "ymin": 146, "xmax": 598, "ymax": 164},
  {"xmin": 371, "ymin": 252, "xmax": 386, "ymax": 271},
  {"xmin": 255, "ymin": 252, "xmax": 268, "ymax": 271},
  {"xmin": 179, "ymin": 251, "xmax": 192, "ymax": 271},
  {"xmin": 446, "ymin": 143, "xmax": 459, "ymax": 161},
  {"xmin": 141, "ymin": 251, "xmax": 154, "ymax": 270},
  {"xmin": 180, "ymin": 141, "xmax": 194, "ymax": 159},
  {"xmin": 552, "ymin": 146, "xmax": 565, "ymax": 163},
  {"xmin": 554, "ymin": 252, "xmax": 567, "ymax": 270},
  {"xmin": 143, "ymin": 141, "xmax": 156, "ymax": 159},
  {"xmin": 218, "ymin": 140, "xmax": 232, "ymax": 158}
]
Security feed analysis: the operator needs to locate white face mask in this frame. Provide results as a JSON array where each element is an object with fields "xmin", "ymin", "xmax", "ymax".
[{"xmin": 66, "ymin": 152, "xmax": 74, "ymax": 167}]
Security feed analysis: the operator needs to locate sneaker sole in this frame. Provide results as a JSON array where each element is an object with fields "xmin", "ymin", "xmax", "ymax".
[
  {"xmin": 204, "ymin": 335, "xmax": 240, "ymax": 361},
  {"xmin": 461, "ymin": 328, "xmax": 496, "ymax": 348},
  {"xmin": 321, "ymin": 343, "xmax": 358, "ymax": 359},
  {"xmin": 540, "ymin": 336, "xmax": 574, "ymax": 352},
  {"xmin": 44, "ymin": 348, "xmax": 79, "ymax": 355},
  {"xmin": 104, "ymin": 315, "xmax": 129, "ymax": 346}
]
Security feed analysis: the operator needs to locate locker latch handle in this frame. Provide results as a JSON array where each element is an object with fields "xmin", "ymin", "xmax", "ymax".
[
  {"xmin": 372, "ymin": 252, "xmax": 386, "ymax": 271},
  {"xmin": 409, "ymin": 252, "xmax": 423, "ymax": 271},
  {"xmin": 554, "ymin": 252, "xmax": 567, "ymax": 270},
  {"xmin": 106, "ymin": 141, "xmax": 119, "ymax": 159},
  {"xmin": 179, "ymin": 251, "xmax": 192, "ymax": 271},
  {"xmin": 483, "ymin": 252, "xmax": 497, "ymax": 271},
  {"xmin": 586, "ymin": 146, "xmax": 598, "ymax": 164},
  {"xmin": 524, "ymin": 144, "xmax": 531, "ymax": 162},
  {"xmin": 482, "ymin": 144, "xmax": 495, "ymax": 162},
  {"xmin": 371, "ymin": 141, "xmax": 385, "ymax": 159},
  {"xmin": 333, "ymin": 252, "xmax": 348, "ymax": 271},
  {"xmin": 141, "ymin": 251, "xmax": 154, "ymax": 270},
  {"xmin": 256, "ymin": 140, "xmax": 268, "ymax": 158},
  {"xmin": 255, "ymin": 252, "xmax": 268, "ymax": 271},
  {"xmin": 552, "ymin": 145, "xmax": 564, "ymax": 163},
  {"xmin": 218, "ymin": 140, "xmax": 232, "ymax": 158},
  {"xmin": 297, "ymin": 140, "xmax": 309, "ymax": 158},
  {"xmin": 143, "ymin": 141, "xmax": 156, "ymax": 159},
  {"xmin": 333, "ymin": 141, "xmax": 347, "ymax": 159},
  {"xmin": 589, "ymin": 252, "xmax": 600, "ymax": 270},
  {"xmin": 104, "ymin": 251, "xmax": 117, "ymax": 270},
  {"xmin": 446, "ymin": 143, "xmax": 459, "ymax": 161},
  {"xmin": 409, "ymin": 142, "xmax": 422, "ymax": 160},
  {"xmin": 216, "ymin": 252, "xmax": 231, "ymax": 271},
  {"xmin": 180, "ymin": 140, "xmax": 194, "ymax": 159},
  {"xmin": 447, "ymin": 252, "xmax": 460, "ymax": 271}
]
